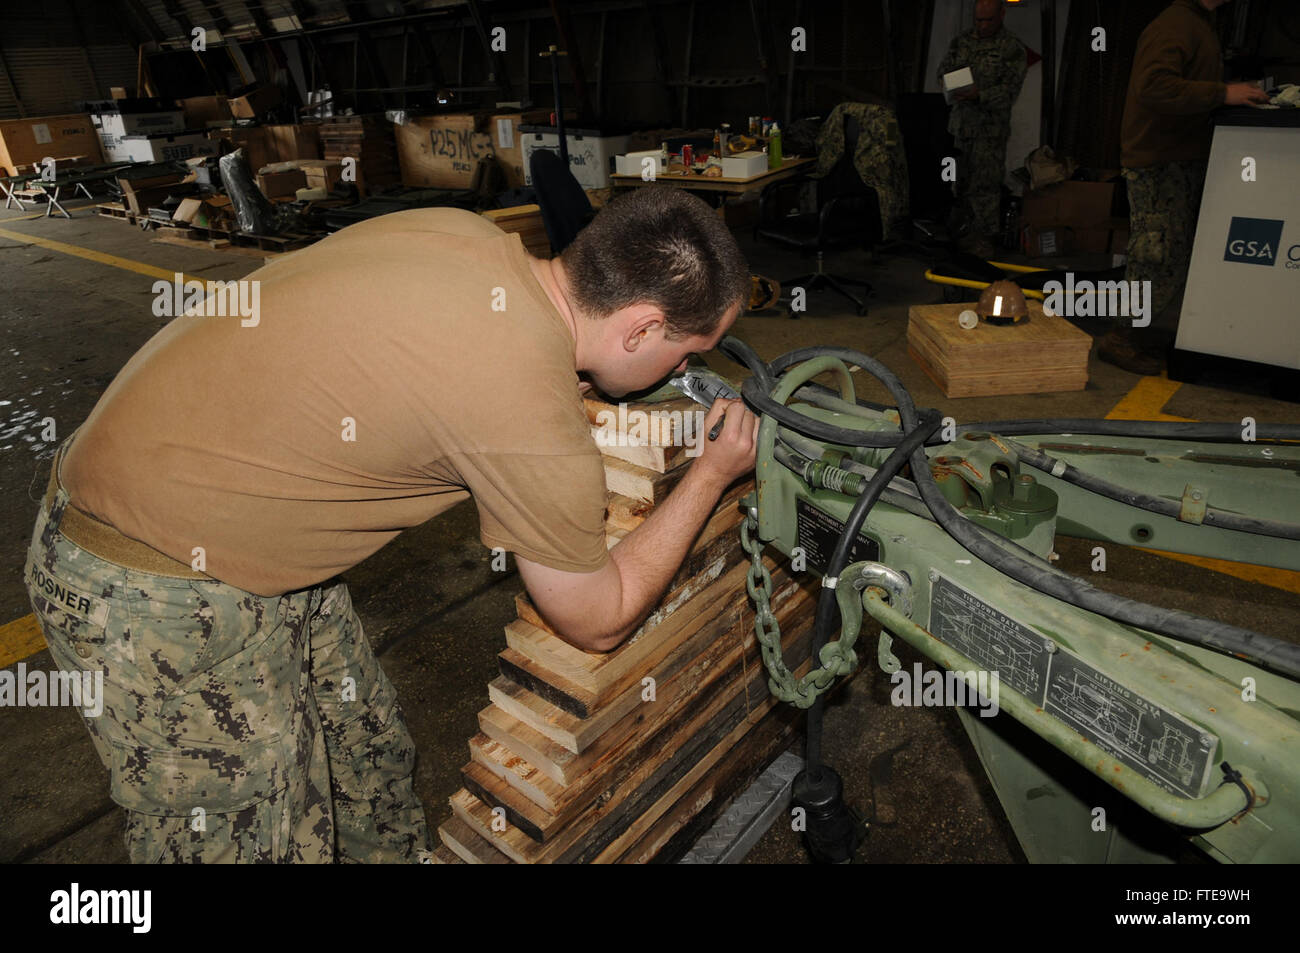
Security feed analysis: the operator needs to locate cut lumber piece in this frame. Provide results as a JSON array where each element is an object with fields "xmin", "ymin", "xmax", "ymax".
[
  {"xmin": 478, "ymin": 703, "xmax": 579, "ymax": 786},
  {"xmin": 612, "ymin": 700, "xmax": 802, "ymax": 864},
  {"xmin": 586, "ymin": 617, "xmax": 816, "ymax": 863},
  {"xmin": 592, "ymin": 429, "xmax": 693, "ymax": 473},
  {"xmin": 473, "ymin": 583, "xmax": 814, "ymax": 835},
  {"xmin": 461, "ymin": 760, "xmax": 556, "ymax": 842},
  {"xmin": 584, "ymin": 394, "xmax": 699, "ymax": 444},
  {"xmin": 428, "ymin": 843, "xmax": 465, "ymax": 864},
  {"xmin": 438, "ymin": 815, "xmax": 511, "ymax": 865},
  {"xmin": 513, "ymin": 496, "xmax": 746, "ymax": 638},
  {"xmin": 503, "ymin": 558, "xmax": 746, "ymax": 698},
  {"xmin": 496, "ymin": 650, "xmax": 597, "ymax": 719},
  {"xmin": 470, "ymin": 733, "xmax": 566, "ymax": 813},
  {"xmin": 602, "ymin": 455, "xmax": 688, "ymax": 504},
  {"xmin": 604, "ymin": 492, "xmax": 653, "ymax": 532},
  {"xmin": 491, "ymin": 568, "xmax": 806, "ymax": 769},
  {"xmin": 447, "ymin": 596, "xmax": 817, "ymax": 863}
]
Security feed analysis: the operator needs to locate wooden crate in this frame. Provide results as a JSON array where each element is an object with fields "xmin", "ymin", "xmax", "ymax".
[
  {"xmin": 907, "ymin": 301, "xmax": 1091, "ymax": 398},
  {"xmin": 0, "ymin": 113, "xmax": 104, "ymax": 175}
]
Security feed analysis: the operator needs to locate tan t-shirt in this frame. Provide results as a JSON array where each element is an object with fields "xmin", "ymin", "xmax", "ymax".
[{"xmin": 62, "ymin": 207, "xmax": 611, "ymax": 596}]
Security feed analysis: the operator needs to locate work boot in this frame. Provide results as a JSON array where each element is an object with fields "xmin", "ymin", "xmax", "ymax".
[{"xmin": 1096, "ymin": 328, "xmax": 1164, "ymax": 376}]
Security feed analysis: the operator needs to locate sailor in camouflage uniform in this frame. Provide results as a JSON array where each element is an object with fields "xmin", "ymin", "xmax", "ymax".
[
  {"xmin": 26, "ymin": 439, "xmax": 430, "ymax": 864},
  {"xmin": 938, "ymin": 0, "xmax": 1027, "ymax": 255}
]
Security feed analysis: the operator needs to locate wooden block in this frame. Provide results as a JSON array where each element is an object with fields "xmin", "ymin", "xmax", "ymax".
[
  {"xmin": 503, "ymin": 555, "xmax": 750, "ymax": 698},
  {"xmin": 497, "ymin": 649, "xmax": 598, "ymax": 719},
  {"xmin": 907, "ymin": 301, "xmax": 1091, "ymax": 398},
  {"xmin": 482, "ymin": 581, "xmax": 814, "ymax": 832},
  {"xmin": 602, "ymin": 455, "xmax": 688, "ymax": 504},
  {"xmin": 605, "ymin": 492, "xmax": 653, "ymax": 532},
  {"xmin": 492, "ymin": 567, "xmax": 804, "ymax": 763},
  {"xmin": 429, "ymin": 843, "xmax": 466, "ymax": 863},
  {"xmin": 450, "ymin": 584, "xmax": 818, "ymax": 861},
  {"xmin": 593, "ymin": 430, "xmax": 693, "ymax": 473},
  {"xmin": 583, "ymin": 395, "xmax": 698, "ymax": 445},
  {"xmin": 613, "ymin": 702, "xmax": 801, "ymax": 864},
  {"xmin": 438, "ymin": 816, "xmax": 511, "ymax": 864},
  {"xmin": 512, "ymin": 496, "xmax": 746, "ymax": 639}
]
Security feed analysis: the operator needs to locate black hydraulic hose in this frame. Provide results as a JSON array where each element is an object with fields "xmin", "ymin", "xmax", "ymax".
[
  {"xmin": 907, "ymin": 458, "xmax": 1300, "ymax": 679},
  {"xmin": 718, "ymin": 335, "xmax": 1300, "ymax": 682},
  {"xmin": 806, "ymin": 410, "xmax": 942, "ymax": 776},
  {"xmin": 1011, "ymin": 439, "xmax": 1300, "ymax": 541}
]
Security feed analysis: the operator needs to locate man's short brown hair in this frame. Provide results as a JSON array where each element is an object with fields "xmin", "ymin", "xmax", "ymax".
[{"xmin": 560, "ymin": 187, "xmax": 751, "ymax": 338}]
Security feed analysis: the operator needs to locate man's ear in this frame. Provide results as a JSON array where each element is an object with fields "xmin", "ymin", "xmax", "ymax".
[{"xmin": 622, "ymin": 306, "xmax": 667, "ymax": 352}]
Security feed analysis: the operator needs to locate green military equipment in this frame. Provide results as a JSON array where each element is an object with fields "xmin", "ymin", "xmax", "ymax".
[{"xmin": 726, "ymin": 337, "xmax": 1300, "ymax": 863}]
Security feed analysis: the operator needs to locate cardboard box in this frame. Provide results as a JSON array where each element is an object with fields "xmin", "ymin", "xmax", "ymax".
[
  {"xmin": 112, "ymin": 132, "xmax": 218, "ymax": 164},
  {"xmin": 257, "ymin": 168, "xmax": 307, "ymax": 198},
  {"xmin": 229, "ymin": 85, "xmax": 282, "ymax": 120},
  {"xmin": 1022, "ymin": 224, "xmax": 1071, "ymax": 257},
  {"xmin": 942, "ymin": 67, "xmax": 975, "ymax": 104},
  {"xmin": 179, "ymin": 96, "xmax": 230, "ymax": 128},
  {"xmin": 0, "ymin": 113, "xmax": 104, "ymax": 175},
  {"xmin": 118, "ymin": 172, "xmax": 186, "ymax": 216},
  {"xmin": 296, "ymin": 158, "xmax": 343, "ymax": 192},
  {"xmin": 615, "ymin": 150, "xmax": 668, "ymax": 177},
  {"xmin": 490, "ymin": 110, "xmax": 550, "ymax": 187},
  {"xmin": 1021, "ymin": 174, "xmax": 1121, "ymax": 230},
  {"xmin": 265, "ymin": 124, "xmax": 320, "ymax": 162},
  {"xmin": 172, "ymin": 195, "xmax": 233, "ymax": 229},
  {"xmin": 209, "ymin": 127, "xmax": 271, "ymax": 174},
  {"xmin": 111, "ymin": 87, "xmax": 129, "ymax": 100},
  {"xmin": 395, "ymin": 113, "xmax": 495, "ymax": 189},
  {"xmin": 721, "ymin": 151, "xmax": 768, "ymax": 179}
]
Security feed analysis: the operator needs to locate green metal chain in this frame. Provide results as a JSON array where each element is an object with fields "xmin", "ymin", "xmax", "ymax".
[{"xmin": 741, "ymin": 508, "xmax": 862, "ymax": 709}]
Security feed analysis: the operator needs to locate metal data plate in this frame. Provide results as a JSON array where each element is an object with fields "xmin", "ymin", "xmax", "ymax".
[
  {"xmin": 794, "ymin": 498, "xmax": 880, "ymax": 574},
  {"xmin": 928, "ymin": 575, "xmax": 1218, "ymax": 799}
]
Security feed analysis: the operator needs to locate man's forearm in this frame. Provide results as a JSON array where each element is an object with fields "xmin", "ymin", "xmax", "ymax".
[{"xmin": 604, "ymin": 463, "xmax": 732, "ymax": 644}]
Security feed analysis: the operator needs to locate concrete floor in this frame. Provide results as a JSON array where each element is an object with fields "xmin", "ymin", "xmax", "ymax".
[{"xmin": 2, "ymin": 195, "xmax": 1298, "ymax": 864}]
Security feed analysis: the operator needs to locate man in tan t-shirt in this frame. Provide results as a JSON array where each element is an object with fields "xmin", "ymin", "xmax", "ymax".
[{"xmin": 25, "ymin": 186, "xmax": 756, "ymax": 863}]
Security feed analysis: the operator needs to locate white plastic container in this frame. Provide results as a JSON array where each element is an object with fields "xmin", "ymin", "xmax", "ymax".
[
  {"xmin": 520, "ymin": 125, "xmax": 629, "ymax": 189},
  {"xmin": 721, "ymin": 151, "xmax": 769, "ymax": 179}
]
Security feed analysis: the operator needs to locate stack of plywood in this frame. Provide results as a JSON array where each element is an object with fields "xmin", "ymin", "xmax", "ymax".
[
  {"xmin": 432, "ymin": 393, "xmax": 817, "ymax": 864},
  {"xmin": 907, "ymin": 301, "xmax": 1091, "ymax": 398},
  {"xmin": 319, "ymin": 114, "xmax": 400, "ymax": 197}
]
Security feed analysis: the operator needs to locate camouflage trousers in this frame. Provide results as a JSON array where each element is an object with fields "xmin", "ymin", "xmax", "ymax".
[
  {"xmin": 24, "ymin": 452, "xmax": 431, "ymax": 863},
  {"xmin": 956, "ymin": 134, "xmax": 1008, "ymax": 239},
  {"xmin": 1123, "ymin": 159, "xmax": 1207, "ymax": 330}
]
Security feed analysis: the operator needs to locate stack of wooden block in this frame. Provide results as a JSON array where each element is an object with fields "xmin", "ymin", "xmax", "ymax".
[
  {"xmin": 319, "ymin": 114, "xmax": 400, "ymax": 196},
  {"xmin": 433, "ymin": 393, "xmax": 818, "ymax": 863}
]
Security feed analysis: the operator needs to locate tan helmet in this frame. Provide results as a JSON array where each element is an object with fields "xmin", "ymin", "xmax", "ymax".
[{"xmin": 976, "ymin": 280, "xmax": 1029, "ymax": 325}]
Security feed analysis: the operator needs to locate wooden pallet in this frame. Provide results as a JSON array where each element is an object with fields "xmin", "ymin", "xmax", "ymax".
[{"xmin": 95, "ymin": 203, "xmax": 135, "ymax": 223}]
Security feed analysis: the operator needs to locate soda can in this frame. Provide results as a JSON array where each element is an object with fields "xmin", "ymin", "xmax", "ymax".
[{"xmin": 682, "ymin": 144, "xmax": 694, "ymax": 168}]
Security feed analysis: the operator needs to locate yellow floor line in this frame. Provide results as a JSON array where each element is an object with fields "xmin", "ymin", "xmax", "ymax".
[
  {"xmin": 1104, "ymin": 372, "xmax": 1193, "ymax": 422},
  {"xmin": 0, "ymin": 225, "xmax": 194, "ymax": 284},
  {"xmin": 0, "ymin": 614, "xmax": 45, "ymax": 669},
  {"xmin": 1104, "ymin": 373, "xmax": 1298, "ymax": 592},
  {"xmin": 1136, "ymin": 548, "xmax": 1300, "ymax": 595}
]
